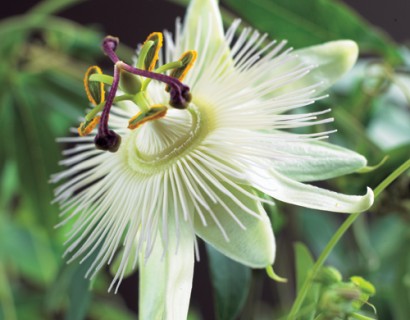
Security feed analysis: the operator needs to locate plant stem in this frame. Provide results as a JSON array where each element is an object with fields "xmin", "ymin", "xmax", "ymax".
[
  {"xmin": 0, "ymin": 262, "xmax": 17, "ymax": 320},
  {"xmin": 287, "ymin": 159, "xmax": 410, "ymax": 319}
]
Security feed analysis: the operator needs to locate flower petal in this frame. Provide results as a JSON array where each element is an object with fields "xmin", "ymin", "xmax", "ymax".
[
  {"xmin": 194, "ymin": 184, "xmax": 275, "ymax": 268},
  {"xmin": 248, "ymin": 167, "xmax": 373, "ymax": 213},
  {"xmin": 139, "ymin": 222, "xmax": 195, "ymax": 319},
  {"xmin": 183, "ymin": 0, "xmax": 225, "ymax": 52},
  {"xmin": 294, "ymin": 40, "xmax": 358, "ymax": 94},
  {"xmin": 272, "ymin": 40, "xmax": 358, "ymax": 96},
  {"xmin": 182, "ymin": 0, "xmax": 233, "ymax": 81},
  {"xmin": 271, "ymin": 140, "xmax": 367, "ymax": 182}
]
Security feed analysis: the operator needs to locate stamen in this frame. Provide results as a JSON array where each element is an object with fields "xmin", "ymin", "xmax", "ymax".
[
  {"xmin": 102, "ymin": 36, "xmax": 192, "ymax": 109},
  {"xmin": 89, "ymin": 35, "xmax": 195, "ymax": 152},
  {"xmin": 79, "ymin": 66, "xmax": 106, "ymax": 136},
  {"xmin": 141, "ymin": 32, "xmax": 163, "ymax": 71},
  {"xmin": 84, "ymin": 66, "xmax": 105, "ymax": 105},
  {"xmin": 78, "ymin": 116, "xmax": 101, "ymax": 137},
  {"xmin": 118, "ymin": 62, "xmax": 192, "ymax": 109},
  {"xmin": 128, "ymin": 105, "xmax": 168, "ymax": 130},
  {"xmin": 166, "ymin": 50, "xmax": 197, "ymax": 92}
]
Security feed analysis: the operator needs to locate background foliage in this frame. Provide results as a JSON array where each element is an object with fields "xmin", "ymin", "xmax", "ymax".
[{"xmin": 0, "ymin": 0, "xmax": 409, "ymax": 319}]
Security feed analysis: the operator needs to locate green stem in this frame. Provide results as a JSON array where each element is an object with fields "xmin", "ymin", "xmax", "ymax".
[
  {"xmin": 133, "ymin": 92, "xmax": 151, "ymax": 113},
  {"xmin": 85, "ymin": 95, "xmax": 133, "ymax": 121},
  {"xmin": 137, "ymin": 40, "xmax": 154, "ymax": 69},
  {"xmin": 350, "ymin": 312, "xmax": 376, "ymax": 320},
  {"xmin": 287, "ymin": 159, "xmax": 410, "ymax": 319},
  {"xmin": 89, "ymin": 74, "xmax": 114, "ymax": 86}
]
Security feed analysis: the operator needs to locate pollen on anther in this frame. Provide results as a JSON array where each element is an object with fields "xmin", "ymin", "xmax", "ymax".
[
  {"xmin": 78, "ymin": 116, "xmax": 101, "ymax": 137},
  {"xmin": 143, "ymin": 32, "xmax": 163, "ymax": 71},
  {"xmin": 128, "ymin": 105, "xmax": 168, "ymax": 130},
  {"xmin": 166, "ymin": 50, "xmax": 197, "ymax": 92},
  {"xmin": 84, "ymin": 66, "xmax": 105, "ymax": 106}
]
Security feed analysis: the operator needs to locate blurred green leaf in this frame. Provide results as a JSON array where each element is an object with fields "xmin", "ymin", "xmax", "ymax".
[
  {"xmin": 46, "ymin": 258, "xmax": 93, "ymax": 320},
  {"xmin": 206, "ymin": 244, "xmax": 251, "ymax": 320},
  {"xmin": 0, "ymin": 218, "xmax": 58, "ymax": 286},
  {"xmin": 10, "ymin": 77, "xmax": 61, "ymax": 227},
  {"xmin": 65, "ymin": 266, "xmax": 92, "ymax": 320},
  {"xmin": 221, "ymin": 0, "xmax": 403, "ymax": 65},
  {"xmin": 29, "ymin": 0, "xmax": 86, "ymax": 17},
  {"xmin": 89, "ymin": 299, "xmax": 136, "ymax": 320},
  {"xmin": 294, "ymin": 243, "xmax": 315, "ymax": 293},
  {"xmin": 390, "ymin": 241, "xmax": 410, "ymax": 320},
  {"xmin": 294, "ymin": 242, "xmax": 318, "ymax": 320},
  {"xmin": 367, "ymin": 96, "xmax": 410, "ymax": 150}
]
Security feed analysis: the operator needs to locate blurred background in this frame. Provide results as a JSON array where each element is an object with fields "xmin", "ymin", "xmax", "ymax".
[{"xmin": 0, "ymin": 0, "xmax": 409, "ymax": 319}]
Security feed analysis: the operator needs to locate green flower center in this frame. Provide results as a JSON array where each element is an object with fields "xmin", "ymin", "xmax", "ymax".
[{"xmin": 122, "ymin": 101, "xmax": 215, "ymax": 175}]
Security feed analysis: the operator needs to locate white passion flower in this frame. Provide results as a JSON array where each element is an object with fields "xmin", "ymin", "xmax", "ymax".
[{"xmin": 52, "ymin": 0, "xmax": 374, "ymax": 318}]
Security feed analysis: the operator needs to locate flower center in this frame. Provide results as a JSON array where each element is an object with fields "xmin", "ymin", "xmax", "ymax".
[
  {"xmin": 123, "ymin": 101, "xmax": 214, "ymax": 175},
  {"xmin": 77, "ymin": 34, "xmax": 197, "ymax": 153}
]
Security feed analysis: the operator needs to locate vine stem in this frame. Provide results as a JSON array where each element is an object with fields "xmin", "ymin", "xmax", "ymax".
[{"xmin": 287, "ymin": 159, "xmax": 410, "ymax": 319}]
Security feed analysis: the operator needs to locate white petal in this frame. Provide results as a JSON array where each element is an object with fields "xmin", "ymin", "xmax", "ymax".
[
  {"xmin": 139, "ymin": 222, "xmax": 195, "ymax": 320},
  {"xmin": 194, "ymin": 184, "xmax": 275, "ymax": 268},
  {"xmin": 183, "ymin": 0, "xmax": 225, "ymax": 52},
  {"xmin": 249, "ymin": 167, "xmax": 373, "ymax": 213},
  {"xmin": 271, "ymin": 140, "xmax": 367, "ymax": 181},
  {"xmin": 293, "ymin": 40, "xmax": 358, "ymax": 94},
  {"xmin": 182, "ymin": 0, "xmax": 233, "ymax": 83},
  {"xmin": 263, "ymin": 40, "xmax": 358, "ymax": 97}
]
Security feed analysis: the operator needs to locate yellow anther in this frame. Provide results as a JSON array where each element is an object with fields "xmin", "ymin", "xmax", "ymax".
[
  {"xmin": 78, "ymin": 116, "xmax": 101, "ymax": 136},
  {"xmin": 128, "ymin": 105, "xmax": 167, "ymax": 130},
  {"xmin": 143, "ymin": 32, "xmax": 163, "ymax": 71},
  {"xmin": 84, "ymin": 66, "xmax": 105, "ymax": 106},
  {"xmin": 166, "ymin": 50, "xmax": 197, "ymax": 92}
]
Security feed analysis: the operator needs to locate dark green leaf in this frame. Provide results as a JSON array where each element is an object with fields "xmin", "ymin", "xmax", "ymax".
[
  {"xmin": 206, "ymin": 244, "xmax": 251, "ymax": 320},
  {"xmin": 294, "ymin": 242, "xmax": 318, "ymax": 320},
  {"xmin": 294, "ymin": 243, "xmax": 315, "ymax": 293},
  {"xmin": 222, "ymin": 0, "xmax": 403, "ymax": 65},
  {"xmin": 46, "ymin": 257, "xmax": 93, "ymax": 320},
  {"xmin": 11, "ymin": 77, "xmax": 61, "ymax": 227}
]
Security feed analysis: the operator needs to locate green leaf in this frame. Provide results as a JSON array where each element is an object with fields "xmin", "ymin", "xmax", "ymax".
[
  {"xmin": 65, "ymin": 266, "xmax": 92, "ymax": 320},
  {"xmin": 294, "ymin": 243, "xmax": 315, "ymax": 293},
  {"xmin": 206, "ymin": 244, "xmax": 251, "ymax": 320},
  {"xmin": 0, "ymin": 219, "xmax": 58, "ymax": 286},
  {"xmin": 293, "ymin": 244, "xmax": 321, "ymax": 320},
  {"xmin": 222, "ymin": 0, "xmax": 403, "ymax": 65},
  {"xmin": 390, "ymin": 242, "xmax": 410, "ymax": 320},
  {"xmin": 10, "ymin": 78, "xmax": 60, "ymax": 227},
  {"xmin": 46, "ymin": 258, "xmax": 93, "ymax": 320},
  {"xmin": 88, "ymin": 299, "xmax": 136, "ymax": 320}
]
